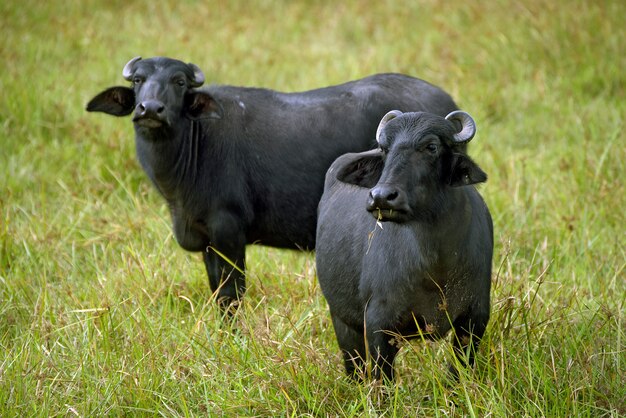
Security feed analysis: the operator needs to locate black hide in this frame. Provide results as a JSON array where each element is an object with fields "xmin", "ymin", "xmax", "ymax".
[
  {"xmin": 315, "ymin": 111, "xmax": 493, "ymax": 381},
  {"xmin": 86, "ymin": 56, "xmax": 459, "ymax": 311}
]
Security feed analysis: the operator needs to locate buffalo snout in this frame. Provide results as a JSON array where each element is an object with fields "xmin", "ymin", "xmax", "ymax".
[
  {"xmin": 366, "ymin": 184, "xmax": 410, "ymax": 221},
  {"xmin": 133, "ymin": 100, "xmax": 166, "ymax": 127}
]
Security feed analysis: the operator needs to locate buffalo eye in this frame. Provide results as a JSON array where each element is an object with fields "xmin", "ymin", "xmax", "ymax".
[
  {"xmin": 176, "ymin": 79, "xmax": 186, "ymax": 87},
  {"xmin": 133, "ymin": 76, "xmax": 143, "ymax": 85},
  {"xmin": 426, "ymin": 143, "xmax": 438, "ymax": 154}
]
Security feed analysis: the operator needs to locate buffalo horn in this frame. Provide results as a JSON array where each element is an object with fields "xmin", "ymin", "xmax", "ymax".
[
  {"xmin": 376, "ymin": 110, "xmax": 403, "ymax": 143},
  {"xmin": 122, "ymin": 56, "xmax": 142, "ymax": 81},
  {"xmin": 188, "ymin": 63, "xmax": 205, "ymax": 87},
  {"xmin": 445, "ymin": 111, "xmax": 476, "ymax": 143}
]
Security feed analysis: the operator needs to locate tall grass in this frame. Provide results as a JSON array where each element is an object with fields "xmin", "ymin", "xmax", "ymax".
[{"xmin": 1, "ymin": 0, "xmax": 624, "ymax": 416}]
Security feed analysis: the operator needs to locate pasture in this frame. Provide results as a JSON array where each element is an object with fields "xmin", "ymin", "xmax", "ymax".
[{"xmin": 1, "ymin": 0, "xmax": 624, "ymax": 416}]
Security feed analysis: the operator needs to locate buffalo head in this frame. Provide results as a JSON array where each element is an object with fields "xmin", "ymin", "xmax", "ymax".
[
  {"xmin": 86, "ymin": 57, "xmax": 222, "ymax": 132},
  {"xmin": 336, "ymin": 110, "xmax": 487, "ymax": 223}
]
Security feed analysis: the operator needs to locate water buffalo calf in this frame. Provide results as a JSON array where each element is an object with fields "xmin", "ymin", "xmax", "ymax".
[
  {"xmin": 316, "ymin": 110, "xmax": 493, "ymax": 381},
  {"xmin": 86, "ymin": 56, "xmax": 458, "ymax": 313}
]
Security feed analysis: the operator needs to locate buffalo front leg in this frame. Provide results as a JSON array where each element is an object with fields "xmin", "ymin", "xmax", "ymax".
[
  {"xmin": 366, "ymin": 327, "xmax": 400, "ymax": 382},
  {"xmin": 331, "ymin": 315, "xmax": 367, "ymax": 380},
  {"xmin": 447, "ymin": 308, "xmax": 489, "ymax": 380},
  {"xmin": 202, "ymin": 216, "xmax": 247, "ymax": 314},
  {"xmin": 365, "ymin": 305, "xmax": 400, "ymax": 382},
  {"xmin": 202, "ymin": 248, "xmax": 246, "ymax": 312}
]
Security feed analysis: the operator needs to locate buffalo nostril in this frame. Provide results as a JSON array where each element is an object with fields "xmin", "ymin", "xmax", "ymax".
[
  {"xmin": 370, "ymin": 187, "xmax": 399, "ymax": 205},
  {"xmin": 137, "ymin": 101, "xmax": 165, "ymax": 117},
  {"xmin": 386, "ymin": 190, "xmax": 398, "ymax": 201}
]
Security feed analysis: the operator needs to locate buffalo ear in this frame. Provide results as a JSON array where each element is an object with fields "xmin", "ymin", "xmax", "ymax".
[
  {"xmin": 448, "ymin": 153, "xmax": 487, "ymax": 187},
  {"xmin": 86, "ymin": 87, "xmax": 135, "ymax": 116},
  {"xmin": 185, "ymin": 91, "xmax": 223, "ymax": 120},
  {"xmin": 336, "ymin": 154, "xmax": 385, "ymax": 188}
]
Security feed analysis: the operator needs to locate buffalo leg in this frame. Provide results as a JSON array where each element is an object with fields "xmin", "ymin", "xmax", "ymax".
[
  {"xmin": 202, "ymin": 249, "xmax": 245, "ymax": 309},
  {"xmin": 365, "ymin": 305, "xmax": 400, "ymax": 381},
  {"xmin": 331, "ymin": 316, "xmax": 366, "ymax": 379},
  {"xmin": 448, "ymin": 309, "xmax": 489, "ymax": 379},
  {"xmin": 366, "ymin": 327, "xmax": 399, "ymax": 382},
  {"xmin": 202, "ymin": 215, "xmax": 247, "ymax": 313}
]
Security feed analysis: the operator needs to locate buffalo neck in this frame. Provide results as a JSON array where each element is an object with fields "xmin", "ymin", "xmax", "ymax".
[
  {"xmin": 427, "ymin": 187, "xmax": 473, "ymax": 243},
  {"xmin": 134, "ymin": 120, "xmax": 203, "ymax": 201},
  {"xmin": 414, "ymin": 186, "xmax": 471, "ymax": 230}
]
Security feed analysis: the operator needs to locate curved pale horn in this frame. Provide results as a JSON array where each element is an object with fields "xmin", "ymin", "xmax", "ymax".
[
  {"xmin": 188, "ymin": 63, "xmax": 205, "ymax": 87},
  {"xmin": 376, "ymin": 110, "xmax": 403, "ymax": 143},
  {"xmin": 122, "ymin": 56, "xmax": 142, "ymax": 81},
  {"xmin": 445, "ymin": 111, "xmax": 476, "ymax": 143}
]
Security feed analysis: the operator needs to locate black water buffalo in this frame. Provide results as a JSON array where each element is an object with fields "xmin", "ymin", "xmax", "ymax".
[
  {"xmin": 316, "ymin": 110, "xmax": 493, "ymax": 381},
  {"xmin": 86, "ymin": 56, "xmax": 459, "ymax": 311}
]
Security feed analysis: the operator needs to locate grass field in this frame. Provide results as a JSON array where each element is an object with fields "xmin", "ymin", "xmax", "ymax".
[{"xmin": 1, "ymin": 0, "xmax": 624, "ymax": 416}]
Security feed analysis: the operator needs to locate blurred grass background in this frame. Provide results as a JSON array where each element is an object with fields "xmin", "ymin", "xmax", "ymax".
[{"xmin": 1, "ymin": 0, "xmax": 624, "ymax": 416}]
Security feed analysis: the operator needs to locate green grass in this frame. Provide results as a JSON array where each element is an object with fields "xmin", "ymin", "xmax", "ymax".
[{"xmin": 1, "ymin": 0, "xmax": 624, "ymax": 416}]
